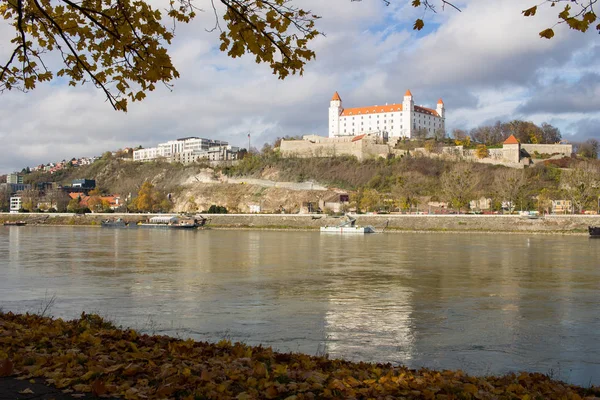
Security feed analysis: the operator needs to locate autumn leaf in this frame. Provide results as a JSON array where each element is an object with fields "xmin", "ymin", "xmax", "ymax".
[{"xmin": 414, "ymin": 19, "xmax": 425, "ymax": 31}]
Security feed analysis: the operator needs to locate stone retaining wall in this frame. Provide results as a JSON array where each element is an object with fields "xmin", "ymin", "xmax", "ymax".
[{"xmin": 1, "ymin": 213, "xmax": 598, "ymax": 233}]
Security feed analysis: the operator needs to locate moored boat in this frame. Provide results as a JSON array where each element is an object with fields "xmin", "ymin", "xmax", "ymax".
[
  {"xmin": 589, "ymin": 226, "xmax": 600, "ymax": 238},
  {"xmin": 3, "ymin": 221, "xmax": 27, "ymax": 226},
  {"xmin": 138, "ymin": 215, "xmax": 209, "ymax": 229},
  {"xmin": 101, "ymin": 218, "xmax": 130, "ymax": 228},
  {"xmin": 320, "ymin": 215, "xmax": 376, "ymax": 234}
]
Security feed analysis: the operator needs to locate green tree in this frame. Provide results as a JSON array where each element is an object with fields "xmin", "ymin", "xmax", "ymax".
[
  {"xmin": 66, "ymin": 196, "xmax": 80, "ymax": 212},
  {"xmin": 359, "ymin": 188, "xmax": 381, "ymax": 212}
]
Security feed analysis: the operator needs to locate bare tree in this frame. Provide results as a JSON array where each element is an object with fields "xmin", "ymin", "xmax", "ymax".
[
  {"xmin": 494, "ymin": 168, "xmax": 527, "ymax": 213},
  {"xmin": 441, "ymin": 163, "xmax": 479, "ymax": 213},
  {"xmin": 560, "ymin": 162, "xmax": 600, "ymax": 213}
]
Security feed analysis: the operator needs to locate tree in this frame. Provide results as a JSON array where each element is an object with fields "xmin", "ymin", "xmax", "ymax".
[
  {"xmin": 441, "ymin": 163, "xmax": 479, "ymax": 212},
  {"xmin": 560, "ymin": 162, "xmax": 600, "ymax": 213},
  {"xmin": 577, "ymin": 139, "xmax": 599, "ymax": 159},
  {"xmin": 412, "ymin": 127, "xmax": 429, "ymax": 140},
  {"xmin": 494, "ymin": 168, "xmax": 527, "ymax": 213},
  {"xmin": 0, "ymin": 187, "xmax": 10, "ymax": 211},
  {"xmin": 540, "ymin": 123, "xmax": 562, "ymax": 144},
  {"xmin": 391, "ymin": 174, "xmax": 420, "ymax": 211},
  {"xmin": 475, "ymin": 144, "xmax": 489, "ymax": 159},
  {"xmin": 359, "ymin": 188, "xmax": 382, "ymax": 212},
  {"xmin": 66, "ymin": 196, "xmax": 81, "ymax": 212},
  {"xmin": 1, "ymin": 0, "xmax": 319, "ymax": 111},
  {"xmin": 131, "ymin": 181, "xmax": 171, "ymax": 212}
]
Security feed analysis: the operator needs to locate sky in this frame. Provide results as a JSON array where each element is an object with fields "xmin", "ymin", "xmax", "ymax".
[{"xmin": 1, "ymin": 0, "xmax": 599, "ymax": 174}]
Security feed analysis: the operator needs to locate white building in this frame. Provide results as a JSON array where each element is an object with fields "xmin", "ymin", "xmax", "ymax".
[
  {"xmin": 9, "ymin": 196, "xmax": 22, "ymax": 213},
  {"xmin": 134, "ymin": 137, "xmax": 238, "ymax": 164},
  {"xmin": 328, "ymin": 90, "xmax": 445, "ymax": 139}
]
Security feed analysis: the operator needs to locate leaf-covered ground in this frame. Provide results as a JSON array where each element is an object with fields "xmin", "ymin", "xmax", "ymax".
[{"xmin": 0, "ymin": 312, "xmax": 598, "ymax": 399}]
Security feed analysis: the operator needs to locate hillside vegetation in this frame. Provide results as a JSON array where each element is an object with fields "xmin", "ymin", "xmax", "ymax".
[{"xmin": 17, "ymin": 151, "xmax": 600, "ymax": 214}]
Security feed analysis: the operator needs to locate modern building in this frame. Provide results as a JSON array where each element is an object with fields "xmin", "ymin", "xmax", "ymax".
[
  {"xmin": 7, "ymin": 173, "xmax": 23, "ymax": 184},
  {"xmin": 0, "ymin": 183, "xmax": 32, "ymax": 194},
  {"xmin": 133, "ymin": 137, "xmax": 239, "ymax": 164},
  {"xmin": 9, "ymin": 196, "xmax": 22, "ymax": 213},
  {"xmin": 328, "ymin": 90, "xmax": 445, "ymax": 139}
]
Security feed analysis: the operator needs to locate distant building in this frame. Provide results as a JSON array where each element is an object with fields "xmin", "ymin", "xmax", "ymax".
[
  {"xmin": 9, "ymin": 196, "xmax": 21, "ymax": 213},
  {"xmin": 133, "ymin": 137, "xmax": 239, "ymax": 164},
  {"xmin": 552, "ymin": 200, "xmax": 573, "ymax": 214},
  {"xmin": 0, "ymin": 183, "xmax": 32, "ymax": 194},
  {"xmin": 72, "ymin": 179, "xmax": 96, "ymax": 189},
  {"xmin": 7, "ymin": 173, "xmax": 23, "ymax": 184}
]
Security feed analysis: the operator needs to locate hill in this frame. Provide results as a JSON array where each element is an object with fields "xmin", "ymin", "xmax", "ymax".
[{"xmin": 17, "ymin": 152, "xmax": 598, "ymax": 214}]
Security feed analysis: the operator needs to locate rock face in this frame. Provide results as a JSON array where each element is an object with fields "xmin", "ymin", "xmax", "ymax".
[{"xmin": 174, "ymin": 182, "xmax": 340, "ymax": 214}]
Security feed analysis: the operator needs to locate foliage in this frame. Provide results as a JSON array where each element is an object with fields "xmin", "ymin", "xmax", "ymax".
[
  {"xmin": 475, "ymin": 144, "xmax": 489, "ymax": 159},
  {"xmin": 206, "ymin": 204, "xmax": 228, "ymax": 214},
  {"xmin": 469, "ymin": 120, "xmax": 561, "ymax": 146},
  {"xmin": 131, "ymin": 181, "xmax": 171, "ymax": 212},
  {"xmin": 0, "ymin": 0, "xmax": 319, "ymax": 110},
  {"xmin": 522, "ymin": 1, "xmax": 600, "ymax": 38},
  {"xmin": 577, "ymin": 138, "xmax": 599, "ymax": 159},
  {"xmin": 1, "ymin": 312, "xmax": 598, "ymax": 399}
]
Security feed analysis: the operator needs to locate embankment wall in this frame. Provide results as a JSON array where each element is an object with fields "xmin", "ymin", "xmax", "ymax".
[{"xmin": 1, "ymin": 213, "xmax": 598, "ymax": 233}]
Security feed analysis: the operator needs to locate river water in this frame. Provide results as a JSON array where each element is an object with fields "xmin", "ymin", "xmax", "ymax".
[{"xmin": 1, "ymin": 227, "xmax": 599, "ymax": 386}]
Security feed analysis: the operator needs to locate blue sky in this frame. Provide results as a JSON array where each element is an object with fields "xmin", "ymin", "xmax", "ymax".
[{"xmin": 0, "ymin": 0, "xmax": 599, "ymax": 173}]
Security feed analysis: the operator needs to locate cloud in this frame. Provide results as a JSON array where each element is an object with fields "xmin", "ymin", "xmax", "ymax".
[
  {"xmin": 564, "ymin": 118, "xmax": 600, "ymax": 142},
  {"xmin": 517, "ymin": 73, "xmax": 600, "ymax": 114},
  {"xmin": 1, "ymin": 0, "xmax": 600, "ymax": 173}
]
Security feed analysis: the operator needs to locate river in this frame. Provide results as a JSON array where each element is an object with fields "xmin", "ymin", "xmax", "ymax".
[{"xmin": 1, "ymin": 227, "xmax": 599, "ymax": 386}]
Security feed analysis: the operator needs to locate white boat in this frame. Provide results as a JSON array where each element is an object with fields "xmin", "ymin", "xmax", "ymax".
[
  {"xmin": 320, "ymin": 215, "xmax": 376, "ymax": 234},
  {"xmin": 320, "ymin": 225, "xmax": 375, "ymax": 234}
]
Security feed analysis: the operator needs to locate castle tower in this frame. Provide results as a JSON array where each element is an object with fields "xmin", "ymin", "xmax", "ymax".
[
  {"xmin": 436, "ymin": 98, "xmax": 445, "ymax": 135},
  {"xmin": 402, "ymin": 90, "xmax": 414, "ymax": 138},
  {"xmin": 436, "ymin": 98, "xmax": 445, "ymax": 119},
  {"xmin": 329, "ymin": 91, "xmax": 343, "ymax": 138},
  {"xmin": 502, "ymin": 134, "xmax": 521, "ymax": 163}
]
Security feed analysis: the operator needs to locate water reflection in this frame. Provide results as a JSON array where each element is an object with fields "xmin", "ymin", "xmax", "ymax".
[{"xmin": 0, "ymin": 227, "xmax": 599, "ymax": 385}]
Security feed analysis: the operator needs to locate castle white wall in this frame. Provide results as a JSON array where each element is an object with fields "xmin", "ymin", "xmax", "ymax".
[{"xmin": 328, "ymin": 92, "xmax": 445, "ymax": 139}]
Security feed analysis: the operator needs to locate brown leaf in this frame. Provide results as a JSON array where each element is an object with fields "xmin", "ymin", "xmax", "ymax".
[
  {"xmin": 18, "ymin": 388, "xmax": 34, "ymax": 394},
  {"xmin": 0, "ymin": 359, "xmax": 14, "ymax": 377},
  {"xmin": 91, "ymin": 379, "xmax": 107, "ymax": 396}
]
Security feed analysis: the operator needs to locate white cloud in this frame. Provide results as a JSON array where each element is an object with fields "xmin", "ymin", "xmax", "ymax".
[{"xmin": 1, "ymin": 0, "xmax": 599, "ymax": 173}]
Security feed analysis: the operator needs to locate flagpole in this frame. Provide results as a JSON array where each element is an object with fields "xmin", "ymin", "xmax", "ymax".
[{"xmin": 247, "ymin": 132, "xmax": 251, "ymax": 153}]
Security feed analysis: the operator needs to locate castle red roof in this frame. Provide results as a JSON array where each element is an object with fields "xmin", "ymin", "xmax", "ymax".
[{"xmin": 503, "ymin": 134, "xmax": 520, "ymax": 145}]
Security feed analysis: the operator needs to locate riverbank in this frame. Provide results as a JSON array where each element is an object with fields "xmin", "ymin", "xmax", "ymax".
[
  {"xmin": 1, "ymin": 212, "xmax": 599, "ymax": 233},
  {"xmin": 1, "ymin": 312, "xmax": 598, "ymax": 399}
]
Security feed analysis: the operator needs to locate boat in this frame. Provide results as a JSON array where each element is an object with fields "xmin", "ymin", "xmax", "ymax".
[
  {"xmin": 589, "ymin": 226, "xmax": 600, "ymax": 238},
  {"xmin": 320, "ymin": 215, "xmax": 376, "ymax": 234},
  {"xmin": 3, "ymin": 221, "xmax": 27, "ymax": 226},
  {"xmin": 101, "ymin": 218, "xmax": 131, "ymax": 228},
  {"xmin": 137, "ymin": 215, "xmax": 209, "ymax": 230}
]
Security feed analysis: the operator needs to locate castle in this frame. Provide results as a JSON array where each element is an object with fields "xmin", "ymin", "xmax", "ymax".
[
  {"xmin": 278, "ymin": 91, "xmax": 573, "ymax": 168},
  {"xmin": 329, "ymin": 90, "xmax": 445, "ymax": 139}
]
